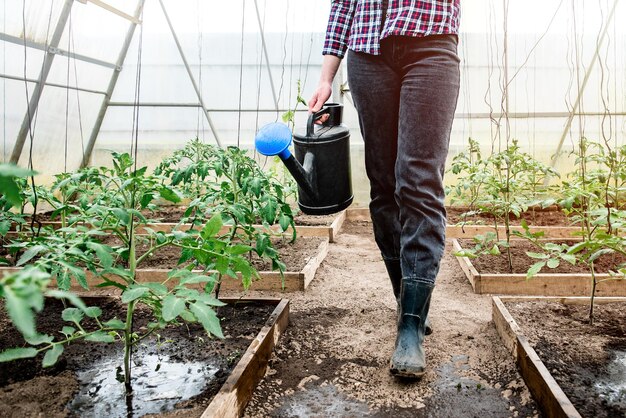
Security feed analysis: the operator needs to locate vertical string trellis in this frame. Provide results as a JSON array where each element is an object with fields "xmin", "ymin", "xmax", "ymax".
[
  {"xmin": 196, "ymin": 0, "xmax": 205, "ymax": 142},
  {"xmin": 130, "ymin": 12, "xmax": 144, "ymax": 172},
  {"xmin": 21, "ymin": 0, "xmax": 54, "ymax": 223},
  {"xmin": 237, "ymin": 0, "xmax": 246, "ymax": 148}
]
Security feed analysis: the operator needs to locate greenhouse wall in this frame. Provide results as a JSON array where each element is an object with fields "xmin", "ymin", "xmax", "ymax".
[{"xmin": 1, "ymin": 0, "xmax": 625, "ymax": 206}]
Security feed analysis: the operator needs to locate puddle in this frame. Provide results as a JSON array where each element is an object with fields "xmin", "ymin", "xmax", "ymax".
[
  {"xmin": 278, "ymin": 384, "xmax": 371, "ymax": 418},
  {"xmin": 69, "ymin": 353, "xmax": 219, "ymax": 418},
  {"xmin": 594, "ymin": 350, "xmax": 626, "ymax": 407}
]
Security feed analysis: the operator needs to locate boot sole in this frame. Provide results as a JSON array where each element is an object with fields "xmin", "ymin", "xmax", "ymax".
[{"xmin": 389, "ymin": 364, "xmax": 426, "ymax": 379}]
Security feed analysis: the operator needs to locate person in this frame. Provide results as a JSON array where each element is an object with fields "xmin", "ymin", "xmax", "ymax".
[{"xmin": 309, "ymin": 0, "xmax": 460, "ymax": 379}]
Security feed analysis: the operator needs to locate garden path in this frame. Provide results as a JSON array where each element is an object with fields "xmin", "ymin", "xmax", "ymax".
[{"xmin": 230, "ymin": 219, "xmax": 541, "ymax": 418}]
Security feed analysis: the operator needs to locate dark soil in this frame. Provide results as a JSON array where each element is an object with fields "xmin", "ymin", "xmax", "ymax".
[
  {"xmin": 0, "ymin": 297, "xmax": 275, "ymax": 418},
  {"xmin": 143, "ymin": 206, "xmax": 338, "ymax": 227},
  {"xmin": 102, "ymin": 236, "xmax": 323, "ymax": 272},
  {"xmin": 447, "ymin": 206, "xmax": 574, "ymax": 227},
  {"xmin": 506, "ymin": 301, "xmax": 626, "ymax": 418},
  {"xmin": 458, "ymin": 239, "xmax": 626, "ymax": 274}
]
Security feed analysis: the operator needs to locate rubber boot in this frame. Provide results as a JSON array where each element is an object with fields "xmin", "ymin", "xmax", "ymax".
[
  {"xmin": 383, "ymin": 259, "xmax": 432, "ymax": 335},
  {"xmin": 389, "ymin": 279, "xmax": 433, "ymax": 378}
]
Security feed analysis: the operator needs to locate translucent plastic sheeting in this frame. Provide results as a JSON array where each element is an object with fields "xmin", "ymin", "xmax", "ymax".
[{"xmin": 0, "ymin": 0, "xmax": 625, "ymax": 185}]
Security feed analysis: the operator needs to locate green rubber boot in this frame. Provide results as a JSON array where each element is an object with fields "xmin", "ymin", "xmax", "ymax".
[
  {"xmin": 383, "ymin": 260, "xmax": 432, "ymax": 335},
  {"xmin": 389, "ymin": 279, "xmax": 433, "ymax": 378}
]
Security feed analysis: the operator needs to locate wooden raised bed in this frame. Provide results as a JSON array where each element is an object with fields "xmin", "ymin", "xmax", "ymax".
[
  {"xmin": 204, "ymin": 297, "xmax": 290, "ymax": 417},
  {"xmin": 0, "ymin": 295, "xmax": 289, "ymax": 418},
  {"xmin": 492, "ymin": 296, "xmax": 626, "ymax": 418},
  {"xmin": 452, "ymin": 239, "xmax": 624, "ymax": 296},
  {"xmin": 346, "ymin": 207, "xmax": 580, "ymax": 239},
  {"xmin": 17, "ymin": 210, "xmax": 347, "ymax": 243},
  {"xmin": 0, "ymin": 238, "xmax": 329, "ymax": 292}
]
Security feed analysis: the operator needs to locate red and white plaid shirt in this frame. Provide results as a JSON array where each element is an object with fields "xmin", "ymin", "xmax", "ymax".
[{"xmin": 323, "ymin": 0, "xmax": 460, "ymax": 58}]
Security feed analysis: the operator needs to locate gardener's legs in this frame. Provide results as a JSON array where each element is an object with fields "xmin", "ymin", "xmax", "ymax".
[
  {"xmin": 346, "ymin": 50, "xmax": 402, "ymax": 275},
  {"xmin": 390, "ymin": 34, "xmax": 460, "ymax": 377}
]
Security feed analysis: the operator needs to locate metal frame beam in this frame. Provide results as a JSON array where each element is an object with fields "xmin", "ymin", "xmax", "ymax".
[
  {"xmin": 81, "ymin": 0, "xmax": 145, "ymax": 168},
  {"xmin": 254, "ymin": 0, "xmax": 279, "ymax": 112},
  {"xmin": 0, "ymin": 73, "xmax": 106, "ymax": 95},
  {"xmin": 158, "ymin": 0, "xmax": 221, "ymax": 147},
  {"xmin": 76, "ymin": 0, "xmax": 142, "ymax": 24},
  {"xmin": 0, "ymin": 32, "xmax": 118, "ymax": 70},
  {"xmin": 9, "ymin": 0, "xmax": 74, "ymax": 164},
  {"xmin": 549, "ymin": 0, "xmax": 619, "ymax": 169}
]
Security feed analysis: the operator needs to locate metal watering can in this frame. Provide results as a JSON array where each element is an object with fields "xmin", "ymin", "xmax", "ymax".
[{"xmin": 255, "ymin": 103, "xmax": 353, "ymax": 215}]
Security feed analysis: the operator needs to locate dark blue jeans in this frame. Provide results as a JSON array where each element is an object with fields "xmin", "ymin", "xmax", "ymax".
[{"xmin": 347, "ymin": 35, "xmax": 460, "ymax": 285}]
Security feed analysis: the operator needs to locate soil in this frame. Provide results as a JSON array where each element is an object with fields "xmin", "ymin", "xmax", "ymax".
[
  {"xmin": 222, "ymin": 220, "xmax": 540, "ymax": 417},
  {"xmin": 447, "ymin": 206, "xmax": 574, "ymax": 227},
  {"xmin": 458, "ymin": 239, "xmax": 626, "ymax": 275},
  {"xmin": 100, "ymin": 236, "xmax": 323, "ymax": 272},
  {"xmin": 31, "ymin": 206, "xmax": 340, "ymax": 228},
  {"xmin": 506, "ymin": 301, "xmax": 626, "ymax": 417},
  {"xmin": 139, "ymin": 206, "xmax": 338, "ymax": 228},
  {"xmin": 0, "ymin": 297, "xmax": 274, "ymax": 418}
]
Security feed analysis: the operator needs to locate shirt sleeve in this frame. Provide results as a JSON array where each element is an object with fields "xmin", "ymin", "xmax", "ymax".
[{"xmin": 322, "ymin": 0, "xmax": 357, "ymax": 59}]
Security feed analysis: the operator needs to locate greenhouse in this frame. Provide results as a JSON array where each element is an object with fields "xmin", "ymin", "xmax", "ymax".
[{"xmin": 0, "ymin": 0, "xmax": 625, "ymax": 416}]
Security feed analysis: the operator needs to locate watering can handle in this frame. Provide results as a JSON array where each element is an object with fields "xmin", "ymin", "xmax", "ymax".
[{"xmin": 306, "ymin": 107, "xmax": 332, "ymax": 137}]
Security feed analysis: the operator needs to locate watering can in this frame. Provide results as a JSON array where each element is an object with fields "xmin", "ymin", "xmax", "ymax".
[{"xmin": 255, "ymin": 103, "xmax": 353, "ymax": 215}]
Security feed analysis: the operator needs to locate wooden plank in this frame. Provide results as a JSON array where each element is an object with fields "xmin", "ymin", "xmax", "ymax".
[
  {"xmin": 301, "ymin": 239, "xmax": 330, "ymax": 289},
  {"xmin": 492, "ymin": 296, "xmax": 585, "ymax": 418},
  {"xmin": 202, "ymin": 299, "xmax": 290, "ymax": 418},
  {"xmin": 517, "ymin": 336, "xmax": 582, "ymax": 418},
  {"xmin": 477, "ymin": 273, "xmax": 619, "ymax": 296},
  {"xmin": 447, "ymin": 224, "xmax": 579, "ymax": 239},
  {"xmin": 0, "ymin": 238, "xmax": 330, "ymax": 292},
  {"xmin": 451, "ymin": 239, "xmax": 481, "ymax": 292},
  {"xmin": 328, "ymin": 210, "xmax": 347, "ymax": 242},
  {"xmin": 345, "ymin": 207, "xmax": 370, "ymax": 221},
  {"xmin": 491, "ymin": 296, "xmax": 520, "ymax": 357},
  {"xmin": 497, "ymin": 295, "xmax": 626, "ymax": 306},
  {"xmin": 452, "ymin": 240, "xmax": 626, "ymax": 296}
]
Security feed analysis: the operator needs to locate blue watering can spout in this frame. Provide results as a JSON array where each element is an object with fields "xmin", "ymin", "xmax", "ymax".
[
  {"xmin": 255, "ymin": 122, "xmax": 318, "ymax": 200},
  {"xmin": 254, "ymin": 123, "xmax": 293, "ymax": 160}
]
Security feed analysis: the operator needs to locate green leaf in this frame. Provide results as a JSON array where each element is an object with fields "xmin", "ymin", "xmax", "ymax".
[
  {"xmin": 46, "ymin": 290, "xmax": 88, "ymax": 311},
  {"xmin": 179, "ymin": 309, "xmax": 196, "ymax": 323},
  {"xmin": 526, "ymin": 261, "xmax": 546, "ymax": 279},
  {"xmin": 159, "ymin": 187, "xmax": 182, "ymax": 204},
  {"xmin": 84, "ymin": 307, "xmax": 103, "ymax": 318},
  {"xmin": 111, "ymin": 208, "xmax": 130, "ymax": 225},
  {"xmin": 229, "ymin": 244, "xmax": 253, "ymax": 256},
  {"xmin": 16, "ymin": 245, "xmax": 46, "ymax": 266},
  {"xmin": 561, "ymin": 254, "xmax": 577, "ymax": 265},
  {"xmin": 189, "ymin": 302, "xmax": 224, "ymax": 339},
  {"xmin": 61, "ymin": 326, "xmax": 76, "ymax": 336},
  {"xmin": 546, "ymin": 258, "xmax": 560, "ymax": 269},
  {"xmin": 0, "ymin": 347, "xmax": 38, "ymax": 362},
  {"xmin": 202, "ymin": 214, "xmax": 223, "ymax": 239},
  {"xmin": 85, "ymin": 242, "xmax": 113, "ymax": 269},
  {"xmin": 85, "ymin": 331, "xmax": 115, "ymax": 343},
  {"xmin": 25, "ymin": 333, "xmax": 53, "ymax": 345},
  {"xmin": 278, "ymin": 214, "xmax": 291, "ymax": 232},
  {"xmin": 102, "ymin": 318, "xmax": 126, "ymax": 330},
  {"xmin": 42, "ymin": 344, "xmax": 64, "ymax": 368},
  {"xmin": 179, "ymin": 274, "xmax": 217, "ymax": 286},
  {"xmin": 62, "ymin": 308, "xmax": 84, "ymax": 324},
  {"xmin": 162, "ymin": 295, "xmax": 185, "ymax": 322},
  {"xmin": 140, "ymin": 282, "xmax": 168, "ymax": 296},
  {"xmin": 121, "ymin": 287, "xmax": 149, "ymax": 303},
  {"xmin": 4, "ymin": 288, "xmax": 37, "ymax": 338}
]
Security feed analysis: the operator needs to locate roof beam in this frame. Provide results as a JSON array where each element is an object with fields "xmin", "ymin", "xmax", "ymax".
[
  {"xmin": 9, "ymin": 0, "xmax": 74, "ymax": 164},
  {"xmin": 76, "ymin": 0, "xmax": 142, "ymax": 24},
  {"xmin": 0, "ymin": 32, "xmax": 118, "ymax": 70}
]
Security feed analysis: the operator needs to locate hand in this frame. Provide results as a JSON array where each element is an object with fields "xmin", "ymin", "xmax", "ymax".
[{"xmin": 308, "ymin": 82, "xmax": 332, "ymax": 124}]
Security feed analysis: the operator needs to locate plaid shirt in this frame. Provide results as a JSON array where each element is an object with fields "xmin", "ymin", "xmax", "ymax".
[{"xmin": 323, "ymin": 0, "xmax": 460, "ymax": 58}]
